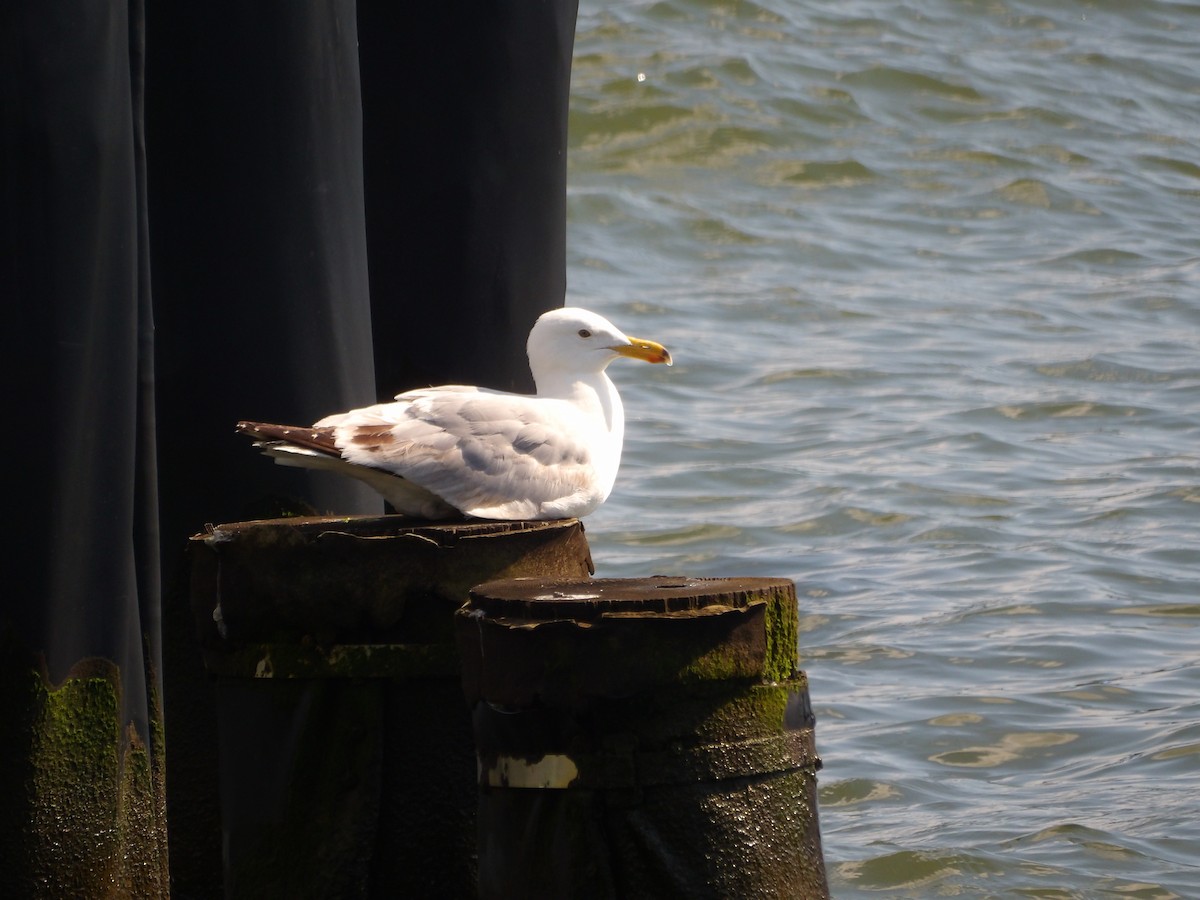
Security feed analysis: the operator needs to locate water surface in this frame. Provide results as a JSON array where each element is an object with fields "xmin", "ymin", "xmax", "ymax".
[{"xmin": 566, "ymin": 0, "xmax": 1200, "ymax": 895}]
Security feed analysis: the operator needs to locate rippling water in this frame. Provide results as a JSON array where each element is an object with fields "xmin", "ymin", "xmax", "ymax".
[{"xmin": 564, "ymin": 0, "xmax": 1200, "ymax": 895}]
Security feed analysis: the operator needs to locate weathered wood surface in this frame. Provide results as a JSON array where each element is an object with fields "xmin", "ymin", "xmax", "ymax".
[{"xmin": 456, "ymin": 576, "xmax": 830, "ymax": 900}]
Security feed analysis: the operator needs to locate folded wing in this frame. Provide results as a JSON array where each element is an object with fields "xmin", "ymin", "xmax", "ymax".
[{"xmin": 327, "ymin": 388, "xmax": 600, "ymax": 520}]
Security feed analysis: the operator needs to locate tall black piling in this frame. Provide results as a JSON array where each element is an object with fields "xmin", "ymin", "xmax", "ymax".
[
  {"xmin": 184, "ymin": 514, "xmax": 593, "ymax": 898},
  {"xmin": 455, "ymin": 576, "xmax": 829, "ymax": 899}
]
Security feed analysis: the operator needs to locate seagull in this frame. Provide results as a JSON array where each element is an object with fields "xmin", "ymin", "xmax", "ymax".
[{"xmin": 237, "ymin": 307, "xmax": 672, "ymax": 520}]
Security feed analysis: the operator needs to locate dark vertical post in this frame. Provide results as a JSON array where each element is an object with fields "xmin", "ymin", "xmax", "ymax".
[
  {"xmin": 456, "ymin": 576, "xmax": 830, "ymax": 899},
  {"xmin": 358, "ymin": 0, "xmax": 580, "ymax": 393},
  {"xmin": 1, "ymin": 0, "xmax": 168, "ymax": 894},
  {"xmin": 145, "ymin": 5, "xmax": 382, "ymax": 893}
]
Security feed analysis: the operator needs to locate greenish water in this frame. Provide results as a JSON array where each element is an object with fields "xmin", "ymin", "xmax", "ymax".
[{"xmin": 566, "ymin": 0, "xmax": 1200, "ymax": 895}]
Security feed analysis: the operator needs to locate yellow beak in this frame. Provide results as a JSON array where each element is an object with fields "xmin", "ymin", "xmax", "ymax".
[{"xmin": 613, "ymin": 336, "xmax": 673, "ymax": 366}]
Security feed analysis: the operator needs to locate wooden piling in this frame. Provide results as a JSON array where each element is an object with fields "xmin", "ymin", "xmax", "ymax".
[
  {"xmin": 182, "ymin": 514, "xmax": 593, "ymax": 898},
  {"xmin": 456, "ymin": 576, "xmax": 829, "ymax": 899}
]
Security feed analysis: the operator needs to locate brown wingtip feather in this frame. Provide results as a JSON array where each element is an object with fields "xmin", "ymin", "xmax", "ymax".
[{"xmin": 236, "ymin": 421, "xmax": 341, "ymax": 456}]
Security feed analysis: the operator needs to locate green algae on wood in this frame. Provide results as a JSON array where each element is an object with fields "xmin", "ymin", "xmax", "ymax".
[{"xmin": 0, "ymin": 644, "xmax": 169, "ymax": 899}]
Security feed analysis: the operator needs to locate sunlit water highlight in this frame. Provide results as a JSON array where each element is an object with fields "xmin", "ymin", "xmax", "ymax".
[{"xmin": 566, "ymin": 0, "xmax": 1199, "ymax": 895}]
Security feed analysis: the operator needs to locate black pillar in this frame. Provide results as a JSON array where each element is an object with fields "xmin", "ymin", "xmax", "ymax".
[
  {"xmin": 145, "ymin": 4, "xmax": 381, "ymax": 894},
  {"xmin": 358, "ymin": 0, "xmax": 579, "ymax": 394},
  {"xmin": 1, "ymin": 0, "xmax": 168, "ymax": 894}
]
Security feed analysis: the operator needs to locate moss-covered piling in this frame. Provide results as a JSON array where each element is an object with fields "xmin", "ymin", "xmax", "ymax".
[
  {"xmin": 456, "ymin": 576, "xmax": 829, "ymax": 899},
  {"xmin": 0, "ymin": 640, "xmax": 169, "ymax": 899}
]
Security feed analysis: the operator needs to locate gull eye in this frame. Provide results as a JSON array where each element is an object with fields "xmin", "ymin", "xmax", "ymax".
[{"xmin": 578, "ymin": 329, "xmax": 592, "ymax": 338}]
